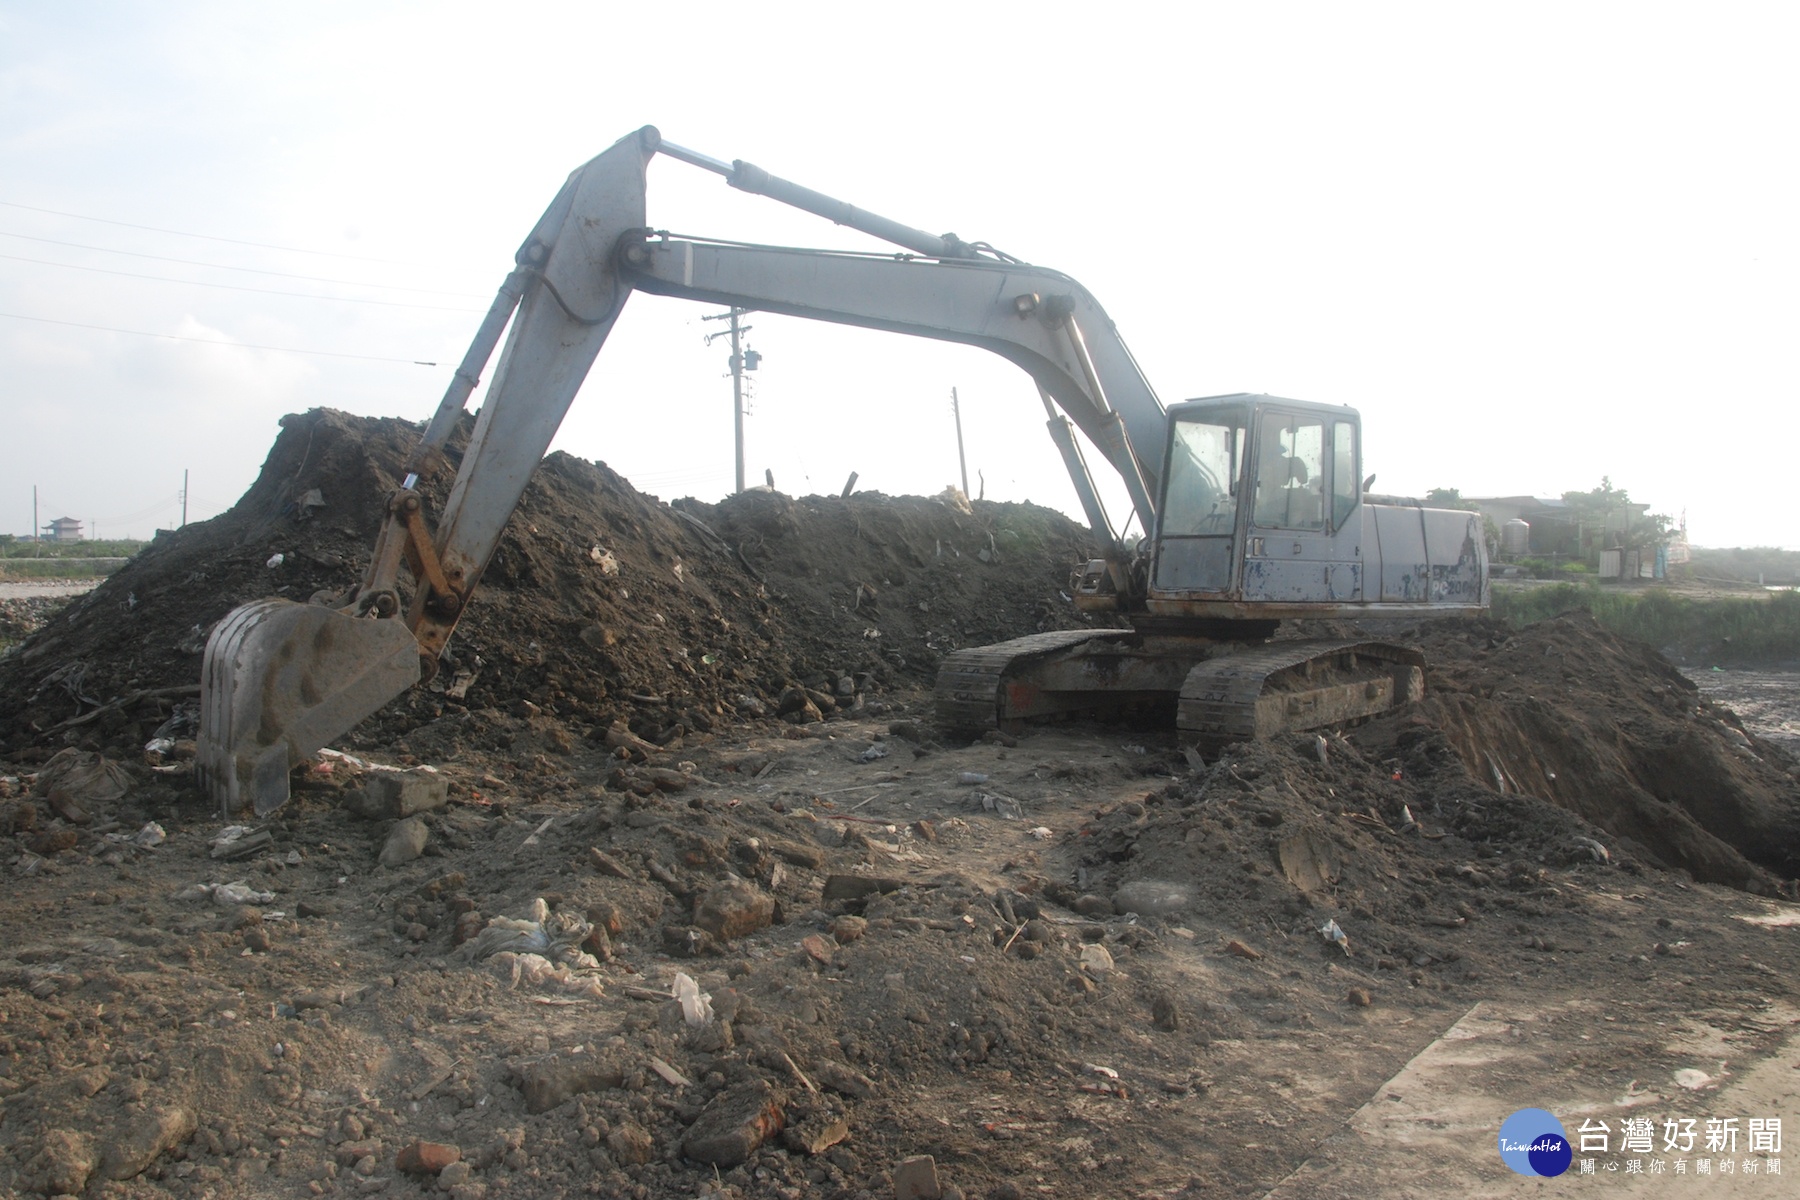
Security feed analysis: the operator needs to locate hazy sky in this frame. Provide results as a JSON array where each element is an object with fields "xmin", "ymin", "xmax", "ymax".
[{"xmin": 3, "ymin": 3, "xmax": 1795, "ymax": 548}]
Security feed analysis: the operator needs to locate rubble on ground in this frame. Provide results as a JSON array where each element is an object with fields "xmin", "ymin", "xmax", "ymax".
[{"xmin": 0, "ymin": 408, "xmax": 1796, "ymax": 1197}]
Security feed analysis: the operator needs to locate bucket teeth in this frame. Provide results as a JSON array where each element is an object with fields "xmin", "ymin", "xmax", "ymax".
[{"xmin": 197, "ymin": 599, "xmax": 421, "ymax": 817}]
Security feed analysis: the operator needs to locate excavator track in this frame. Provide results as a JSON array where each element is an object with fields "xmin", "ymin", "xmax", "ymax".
[
  {"xmin": 934, "ymin": 629, "xmax": 1139, "ymax": 732},
  {"xmin": 1178, "ymin": 639, "xmax": 1424, "ymax": 759}
]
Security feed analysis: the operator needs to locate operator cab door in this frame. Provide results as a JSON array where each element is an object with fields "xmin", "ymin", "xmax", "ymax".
[
  {"xmin": 1242, "ymin": 410, "xmax": 1363, "ymax": 602},
  {"xmin": 1151, "ymin": 412, "xmax": 1247, "ymax": 594}
]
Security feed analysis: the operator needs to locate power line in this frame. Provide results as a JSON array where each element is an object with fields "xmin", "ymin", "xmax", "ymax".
[
  {"xmin": 0, "ymin": 229, "xmax": 487, "ymax": 298},
  {"xmin": 0, "ymin": 198, "xmax": 423, "ymax": 266},
  {"xmin": 0, "ymin": 311, "xmax": 440, "ymax": 365},
  {"xmin": 0, "ymin": 252, "xmax": 485, "ymax": 312}
]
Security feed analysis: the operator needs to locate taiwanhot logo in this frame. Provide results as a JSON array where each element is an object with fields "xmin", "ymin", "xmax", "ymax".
[{"xmin": 1498, "ymin": 1108, "xmax": 1573, "ymax": 1177}]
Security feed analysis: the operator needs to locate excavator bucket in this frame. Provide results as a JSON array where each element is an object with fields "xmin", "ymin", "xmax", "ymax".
[{"xmin": 197, "ymin": 599, "xmax": 422, "ymax": 816}]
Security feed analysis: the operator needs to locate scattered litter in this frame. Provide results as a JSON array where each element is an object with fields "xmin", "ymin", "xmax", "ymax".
[
  {"xmin": 1319, "ymin": 919, "xmax": 1351, "ymax": 955},
  {"xmin": 266, "ymin": 553, "xmax": 285, "ymax": 568},
  {"xmin": 673, "ymin": 972, "xmax": 714, "ymax": 1028},
  {"xmin": 858, "ymin": 744, "xmax": 890, "ymax": 763},
  {"xmin": 460, "ymin": 898, "xmax": 597, "ymax": 972},
  {"xmin": 957, "ymin": 771, "xmax": 989, "ymax": 785},
  {"xmin": 131, "ymin": 821, "xmax": 166, "ymax": 848},
  {"xmin": 1673, "ymin": 1069, "xmax": 1716, "ymax": 1090},
  {"xmin": 1029, "ymin": 826, "xmax": 1053, "ymax": 839},
  {"xmin": 34, "ymin": 748, "xmax": 132, "ymax": 806},
  {"xmin": 176, "ymin": 880, "xmax": 276, "ymax": 906},
  {"xmin": 1085, "ymin": 1063, "xmax": 1119, "ymax": 1080}
]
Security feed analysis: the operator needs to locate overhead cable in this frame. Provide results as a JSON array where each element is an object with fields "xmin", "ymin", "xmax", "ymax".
[
  {"xmin": 0, "ymin": 198, "xmax": 423, "ymax": 266},
  {"xmin": 0, "ymin": 229, "xmax": 486, "ymax": 298},
  {"xmin": 0, "ymin": 252, "xmax": 484, "ymax": 312},
  {"xmin": 0, "ymin": 311, "xmax": 439, "ymax": 365}
]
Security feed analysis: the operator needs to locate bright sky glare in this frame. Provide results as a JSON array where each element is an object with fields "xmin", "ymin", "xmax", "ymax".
[{"xmin": 2, "ymin": 3, "xmax": 1795, "ymax": 547}]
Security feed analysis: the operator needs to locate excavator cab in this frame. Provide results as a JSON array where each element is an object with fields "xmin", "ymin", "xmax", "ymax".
[{"xmin": 1148, "ymin": 395, "xmax": 1477, "ymax": 618}]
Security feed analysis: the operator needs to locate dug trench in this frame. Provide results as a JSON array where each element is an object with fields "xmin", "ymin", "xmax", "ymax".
[{"xmin": 0, "ymin": 408, "xmax": 1796, "ymax": 1199}]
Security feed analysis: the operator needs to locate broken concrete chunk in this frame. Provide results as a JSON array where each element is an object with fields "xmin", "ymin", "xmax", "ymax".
[
  {"xmin": 361, "ymin": 770, "xmax": 448, "ymax": 818},
  {"xmin": 607, "ymin": 1121, "xmax": 655, "ymax": 1166},
  {"xmin": 811, "ymin": 1060, "xmax": 876, "ymax": 1099},
  {"xmin": 100, "ymin": 1105, "xmax": 196, "ymax": 1181},
  {"xmin": 784, "ymin": 1112, "xmax": 851, "ymax": 1155},
  {"xmin": 682, "ymin": 1079, "xmax": 785, "ymax": 1167},
  {"xmin": 378, "ymin": 816, "xmax": 429, "ymax": 866},
  {"xmin": 893, "ymin": 1153, "xmax": 943, "ymax": 1199},
  {"xmin": 521, "ymin": 1050, "xmax": 626, "ymax": 1114},
  {"xmin": 694, "ymin": 880, "xmax": 776, "ymax": 942}
]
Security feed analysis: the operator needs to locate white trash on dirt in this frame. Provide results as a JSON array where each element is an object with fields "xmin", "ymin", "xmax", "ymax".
[
  {"xmin": 175, "ymin": 880, "xmax": 275, "ymax": 906},
  {"xmin": 673, "ymin": 972, "xmax": 714, "ymax": 1027},
  {"xmin": 460, "ymin": 898, "xmax": 597, "ymax": 971},
  {"xmin": 1319, "ymin": 919, "xmax": 1351, "ymax": 955}
]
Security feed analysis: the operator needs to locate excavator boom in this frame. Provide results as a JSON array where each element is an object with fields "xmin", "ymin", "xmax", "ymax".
[
  {"xmin": 197, "ymin": 126, "xmax": 1169, "ymax": 814},
  {"xmin": 197, "ymin": 126, "xmax": 1485, "ymax": 816}
]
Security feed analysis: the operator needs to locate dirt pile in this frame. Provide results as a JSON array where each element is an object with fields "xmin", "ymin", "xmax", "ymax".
[
  {"xmin": 1396, "ymin": 612, "xmax": 1800, "ymax": 886},
  {"xmin": 0, "ymin": 408, "xmax": 1103, "ymax": 759}
]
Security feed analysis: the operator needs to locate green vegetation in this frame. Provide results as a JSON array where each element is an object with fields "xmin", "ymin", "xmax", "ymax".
[
  {"xmin": 1685, "ymin": 546, "xmax": 1800, "ymax": 587},
  {"xmin": 1, "ymin": 537, "xmax": 146, "ymax": 559},
  {"xmin": 0, "ymin": 538, "xmax": 142, "ymax": 578},
  {"xmin": 1517, "ymin": 556, "xmax": 1589, "ymax": 578},
  {"xmin": 1560, "ymin": 477, "xmax": 1671, "ymax": 551},
  {"xmin": 1492, "ymin": 583, "xmax": 1800, "ymax": 665}
]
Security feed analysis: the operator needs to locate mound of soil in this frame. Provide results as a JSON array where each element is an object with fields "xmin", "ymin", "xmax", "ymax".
[
  {"xmin": 0, "ymin": 408, "xmax": 1103, "ymax": 759},
  {"xmin": 1396, "ymin": 612, "xmax": 1800, "ymax": 886}
]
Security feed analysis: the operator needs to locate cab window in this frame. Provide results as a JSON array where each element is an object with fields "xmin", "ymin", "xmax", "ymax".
[{"xmin": 1253, "ymin": 414, "xmax": 1325, "ymax": 530}]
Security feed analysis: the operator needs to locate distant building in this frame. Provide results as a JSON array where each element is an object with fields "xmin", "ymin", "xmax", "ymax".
[
  {"xmin": 1467, "ymin": 496, "xmax": 1655, "ymax": 558},
  {"xmin": 43, "ymin": 516, "xmax": 83, "ymax": 543}
]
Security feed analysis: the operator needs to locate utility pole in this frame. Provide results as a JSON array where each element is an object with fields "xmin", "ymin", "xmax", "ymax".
[
  {"xmin": 702, "ymin": 308, "xmax": 760, "ymax": 493},
  {"xmin": 181, "ymin": 469, "xmax": 189, "ymax": 528},
  {"xmin": 951, "ymin": 388, "xmax": 970, "ymax": 498},
  {"xmin": 33, "ymin": 485, "xmax": 38, "ymax": 555}
]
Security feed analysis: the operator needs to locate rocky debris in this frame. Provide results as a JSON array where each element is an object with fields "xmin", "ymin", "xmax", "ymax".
[
  {"xmin": 30, "ymin": 1128, "xmax": 97, "ymax": 1195},
  {"xmin": 99, "ymin": 1104, "xmax": 196, "ymax": 1181},
  {"xmin": 893, "ymin": 1153, "xmax": 944, "ymax": 1199},
  {"xmin": 379, "ymin": 816, "xmax": 430, "ymax": 866},
  {"xmin": 356, "ymin": 770, "xmax": 448, "ymax": 818},
  {"xmin": 520, "ymin": 1050, "xmax": 626, "ymax": 1114},
  {"xmin": 682, "ymin": 1079, "xmax": 785, "ymax": 1166},
  {"xmin": 693, "ymin": 879, "xmax": 776, "ymax": 942},
  {"xmin": 607, "ymin": 1121, "xmax": 655, "ymax": 1167},
  {"xmin": 394, "ymin": 1140, "xmax": 461, "ymax": 1175}
]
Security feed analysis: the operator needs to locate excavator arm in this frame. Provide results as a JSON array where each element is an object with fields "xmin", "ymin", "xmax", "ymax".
[{"xmin": 199, "ymin": 125, "xmax": 1172, "ymax": 814}]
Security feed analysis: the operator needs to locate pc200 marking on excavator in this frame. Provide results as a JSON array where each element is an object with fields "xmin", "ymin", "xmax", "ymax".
[{"xmin": 197, "ymin": 126, "xmax": 1486, "ymax": 816}]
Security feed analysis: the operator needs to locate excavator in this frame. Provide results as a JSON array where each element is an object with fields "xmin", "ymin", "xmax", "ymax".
[{"xmin": 197, "ymin": 126, "xmax": 1486, "ymax": 816}]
